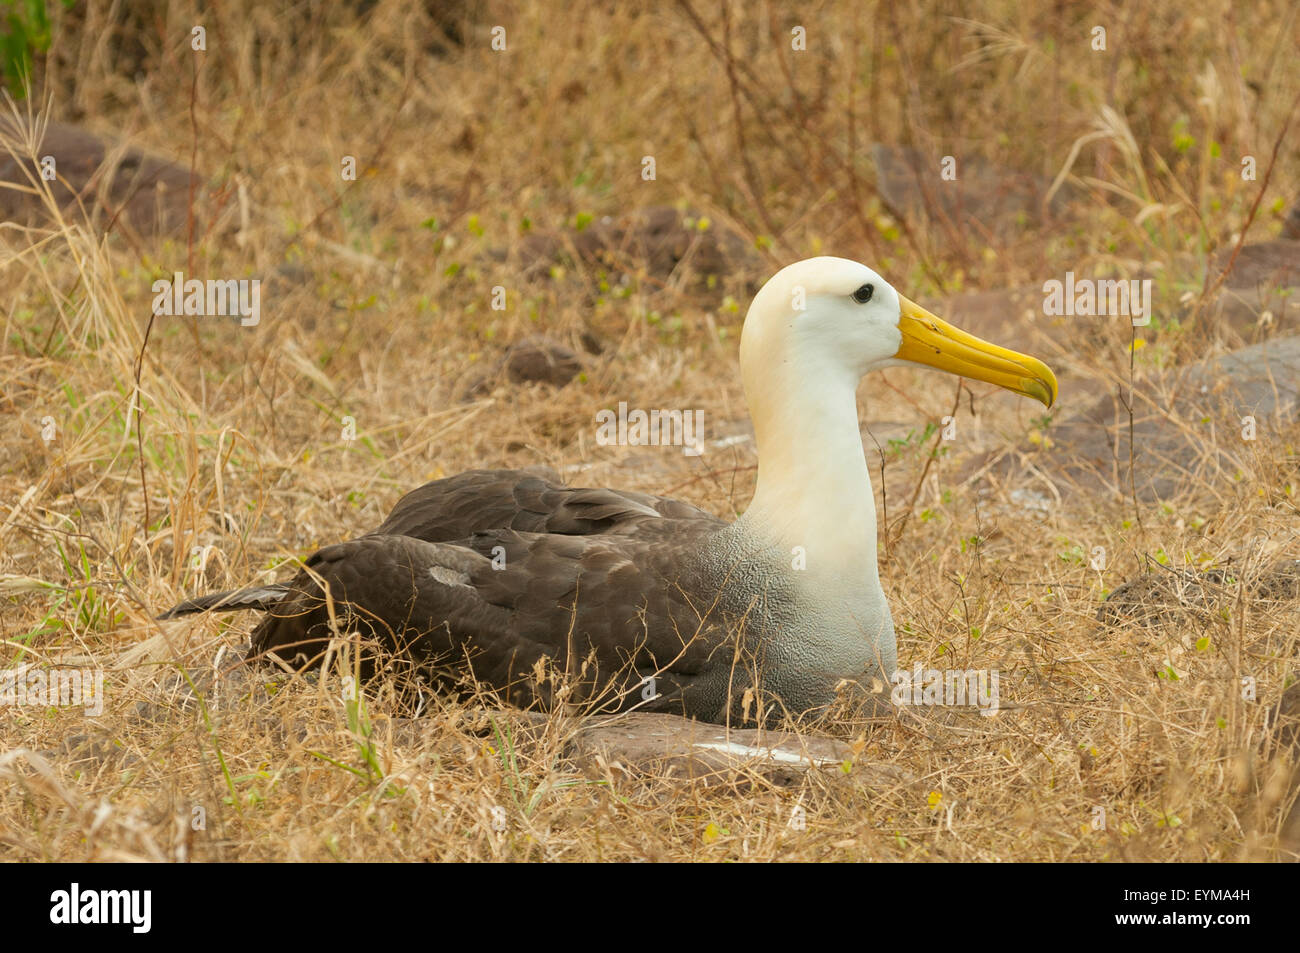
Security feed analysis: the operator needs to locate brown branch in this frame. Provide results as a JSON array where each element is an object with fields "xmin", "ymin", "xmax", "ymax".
[
  {"xmin": 718, "ymin": 3, "xmax": 778, "ymax": 241},
  {"xmin": 888, "ymin": 380, "xmax": 963, "ymax": 548},
  {"xmin": 1204, "ymin": 86, "xmax": 1300, "ymax": 302}
]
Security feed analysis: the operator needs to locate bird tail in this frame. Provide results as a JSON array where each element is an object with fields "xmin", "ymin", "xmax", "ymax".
[{"xmin": 157, "ymin": 584, "xmax": 291, "ymax": 620}]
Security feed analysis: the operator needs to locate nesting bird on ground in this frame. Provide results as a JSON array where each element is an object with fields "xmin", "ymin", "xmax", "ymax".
[{"xmin": 161, "ymin": 257, "xmax": 1056, "ymax": 725}]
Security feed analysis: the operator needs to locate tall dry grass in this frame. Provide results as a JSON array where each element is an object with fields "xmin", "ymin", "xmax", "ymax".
[{"xmin": 1, "ymin": 0, "xmax": 1297, "ymax": 860}]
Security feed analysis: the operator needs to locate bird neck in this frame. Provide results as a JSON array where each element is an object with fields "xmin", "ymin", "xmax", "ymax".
[{"xmin": 739, "ymin": 360, "xmax": 881, "ymax": 587}]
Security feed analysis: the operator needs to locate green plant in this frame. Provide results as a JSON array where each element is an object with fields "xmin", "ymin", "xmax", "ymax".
[{"xmin": 0, "ymin": 0, "xmax": 69, "ymax": 96}]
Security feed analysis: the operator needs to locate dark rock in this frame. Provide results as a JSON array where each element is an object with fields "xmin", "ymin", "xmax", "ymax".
[
  {"xmin": 1216, "ymin": 240, "xmax": 1300, "ymax": 289},
  {"xmin": 1283, "ymin": 206, "xmax": 1300, "ymax": 241},
  {"xmin": 57, "ymin": 731, "xmax": 143, "ymax": 771},
  {"xmin": 1207, "ymin": 240, "xmax": 1300, "ymax": 339},
  {"xmin": 1097, "ymin": 559, "xmax": 1300, "ymax": 628},
  {"xmin": 503, "ymin": 336, "xmax": 583, "ymax": 385},
  {"xmin": 507, "ymin": 206, "xmax": 760, "ymax": 290},
  {"xmin": 460, "ymin": 335, "xmax": 585, "ymax": 397},
  {"xmin": 970, "ymin": 335, "xmax": 1300, "ymax": 504},
  {"xmin": 873, "ymin": 144, "xmax": 1071, "ymax": 237},
  {"xmin": 0, "ymin": 119, "xmax": 199, "ymax": 239}
]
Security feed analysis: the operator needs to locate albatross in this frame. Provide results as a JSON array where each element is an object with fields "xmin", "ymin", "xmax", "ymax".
[{"xmin": 161, "ymin": 257, "xmax": 1056, "ymax": 724}]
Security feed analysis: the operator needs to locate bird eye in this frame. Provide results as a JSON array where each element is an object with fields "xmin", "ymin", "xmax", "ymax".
[{"xmin": 852, "ymin": 283, "xmax": 874, "ymax": 304}]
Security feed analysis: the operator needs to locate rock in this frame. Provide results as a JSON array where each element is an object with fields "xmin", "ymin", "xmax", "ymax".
[
  {"xmin": 378, "ymin": 709, "xmax": 902, "ymax": 789},
  {"xmin": 970, "ymin": 334, "xmax": 1300, "ymax": 503},
  {"xmin": 459, "ymin": 335, "xmax": 585, "ymax": 397},
  {"xmin": 56, "ymin": 731, "xmax": 144, "ymax": 771},
  {"xmin": 503, "ymin": 336, "xmax": 583, "ymax": 385},
  {"xmin": 932, "ymin": 243, "xmax": 1300, "ymax": 353},
  {"xmin": 509, "ymin": 710, "xmax": 906, "ymax": 789},
  {"xmin": 1207, "ymin": 240, "xmax": 1300, "ymax": 340},
  {"xmin": 1215, "ymin": 240, "xmax": 1300, "ymax": 290},
  {"xmin": 1283, "ymin": 206, "xmax": 1300, "ymax": 241},
  {"xmin": 565, "ymin": 711, "xmax": 857, "ymax": 787},
  {"xmin": 1197, "ymin": 334, "xmax": 1300, "ymax": 418},
  {"xmin": 506, "ymin": 206, "xmax": 760, "ymax": 290},
  {"xmin": 873, "ymin": 144, "xmax": 1071, "ymax": 237},
  {"xmin": 1097, "ymin": 559, "xmax": 1300, "ymax": 628},
  {"xmin": 0, "ymin": 119, "xmax": 200, "ymax": 239}
]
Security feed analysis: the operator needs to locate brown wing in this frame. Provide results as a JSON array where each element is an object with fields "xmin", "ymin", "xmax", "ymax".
[
  {"xmin": 372, "ymin": 467, "xmax": 722, "ymax": 541},
  {"xmin": 159, "ymin": 468, "xmax": 722, "ymax": 621},
  {"xmin": 247, "ymin": 525, "xmax": 742, "ymax": 721}
]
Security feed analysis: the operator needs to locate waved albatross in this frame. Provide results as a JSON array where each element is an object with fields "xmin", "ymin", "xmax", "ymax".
[{"xmin": 161, "ymin": 257, "xmax": 1056, "ymax": 725}]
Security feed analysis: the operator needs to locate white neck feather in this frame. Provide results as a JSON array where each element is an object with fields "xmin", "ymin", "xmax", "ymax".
[{"xmin": 738, "ymin": 345, "xmax": 882, "ymax": 594}]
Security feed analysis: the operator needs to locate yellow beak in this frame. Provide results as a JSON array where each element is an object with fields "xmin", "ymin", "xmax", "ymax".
[{"xmin": 895, "ymin": 296, "xmax": 1057, "ymax": 408}]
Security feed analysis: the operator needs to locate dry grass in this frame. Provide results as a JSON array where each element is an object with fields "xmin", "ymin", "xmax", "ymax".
[{"xmin": 2, "ymin": 0, "xmax": 1298, "ymax": 861}]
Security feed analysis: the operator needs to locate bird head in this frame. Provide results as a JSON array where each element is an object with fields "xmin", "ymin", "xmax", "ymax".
[{"xmin": 741, "ymin": 256, "xmax": 1057, "ymax": 408}]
